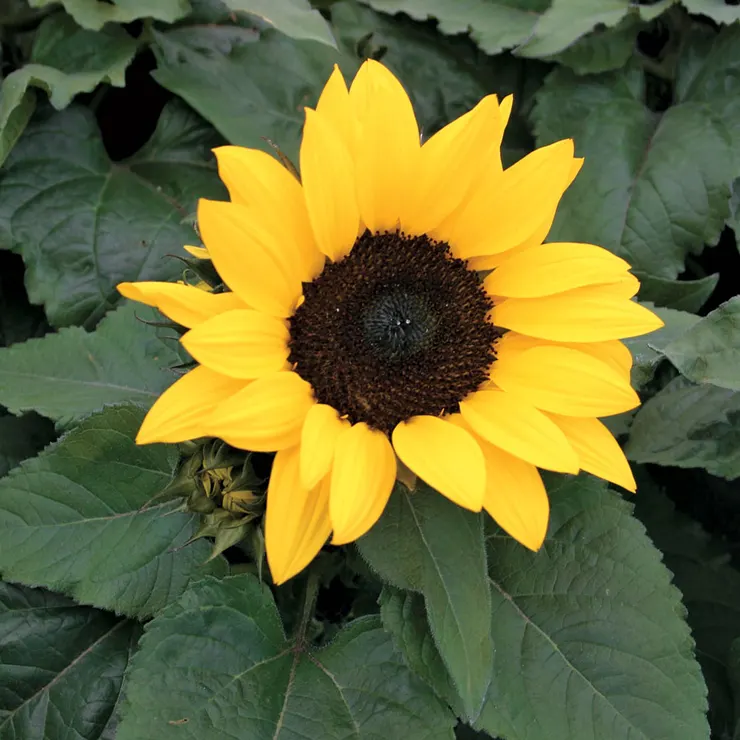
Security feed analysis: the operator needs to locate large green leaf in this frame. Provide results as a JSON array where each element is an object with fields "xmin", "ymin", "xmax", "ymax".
[
  {"xmin": 532, "ymin": 64, "xmax": 735, "ymax": 279},
  {"xmin": 27, "ymin": 0, "xmax": 190, "ymax": 30},
  {"xmin": 379, "ymin": 586, "xmax": 461, "ymax": 713},
  {"xmin": 359, "ymin": 0, "xmax": 671, "ymax": 57},
  {"xmin": 0, "ymin": 581, "xmax": 138, "ymax": 740},
  {"xmin": 548, "ymin": 15, "xmax": 641, "ymax": 75},
  {"xmin": 0, "ymin": 304, "xmax": 181, "ymax": 426},
  {"xmin": 681, "ymin": 0, "xmax": 740, "ymax": 24},
  {"xmin": 675, "ymin": 26, "xmax": 740, "ymax": 172},
  {"xmin": 662, "ymin": 297, "xmax": 740, "ymax": 391},
  {"xmin": 624, "ymin": 304, "xmax": 700, "ymax": 389},
  {"xmin": 223, "ymin": 0, "xmax": 337, "ymax": 46},
  {"xmin": 24, "ymin": 12, "xmax": 136, "ymax": 107},
  {"xmin": 152, "ymin": 23, "xmax": 354, "ymax": 165},
  {"xmin": 357, "ymin": 0, "xmax": 549, "ymax": 56},
  {"xmin": 635, "ymin": 272, "xmax": 718, "ymax": 313},
  {"xmin": 357, "ymin": 485, "xmax": 493, "ymax": 721},
  {"xmin": 0, "ymin": 412, "xmax": 55, "ymax": 478},
  {"xmin": 476, "ymin": 474, "xmax": 709, "ymax": 740},
  {"xmin": 0, "ymin": 82, "xmax": 36, "ymax": 172},
  {"xmin": 0, "ymin": 101, "xmax": 224, "ymax": 327},
  {"xmin": 517, "ymin": 0, "xmax": 631, "ymax": 58},
  {"xmin": 117, "ymin": 574, "xmax": 455, "ymax": 739},
  {"xmin": 633, "ymin": 474, "xmax": 740, "ymax": 739},
  {"xmin": 518, "ymin": 0, "xmax": 673, "ymax": 59},
  {"xmin": 626, "ymin": 376, "xmax": 740, "ymax": 479},
  {"xmin": 0, "ymin": 405, "xmax": 225, "ymax": 618}
]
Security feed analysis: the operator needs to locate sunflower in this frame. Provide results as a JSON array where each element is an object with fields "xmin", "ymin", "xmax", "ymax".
[{"xmin": 118, "ymin": 60, "xmax": 663, "ymax": 585}]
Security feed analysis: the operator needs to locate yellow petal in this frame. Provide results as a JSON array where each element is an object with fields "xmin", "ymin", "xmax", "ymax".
[
  {"xmin": 209, "ymin": 370, "xmax": 315, "ymax": 451},
  {"xmin": 484, "ymin": 242, "xmax": 631, "ymax": 298},
  {"xmin": 330, "ymin": 422, "xmax": 396, "ymax": 545},
  {"xmin": 443, "ymin": 139, "xmax": 576, "ymax": 260},
  {"xmin": 350, "ymin": 60, "xmax": 420, "ymax": 233},
  {"xmin": 266, "ymin": 446, "xmax": 332, "ymax": 584},
  {"xmin": 301, "ymin": 107, "xmax": 360, "ymax": 262},
  {"xmin": 137, "ymin": 366, "xmax": 246, "ymax": 444},
  {"xmin": 392, "ymin": 415, "xmax": 485, "ymax": 511},
  {"xmin": 316, "ymin": 65, "xmax": 358, "ymax": 157},
  {"xmin": 479, "ymin": 439, "xmax": 549, "ymax": 550},
  {"xmin": 492, "ymin": 284, "xmax": 663, "ymax": 342},
  {"xmin": 576, "ymin": 340, "xmax": 633, "ymax": 377},
  {"xmin": 402, "ymin": 95, "xmax": 502, "ymax": 236},
  {"xmin": 495, "ymin": 332, "xmax": 633, "ymax": 379},
  {"xmin": 117, "ymin": 282, "xmax": 246, "ymax": 329},
  {"xmin": 184, "ymin": 245, "xmax": 209, "ymax": 259},
  {"xmin": 459, "ymin": 389, "xmax": 579, "ymax": 473},
  {"xmin": 300, "ymin": 404, "xmax": 349, "ymax": 490},
  {"xmin": 197, "ymin": 199, "xmax": 303, "ymax": 318},
  {"xmin": 547, "ymin": 414, "xmax": 636, "ymax": 492},
  {"xmin": 213, "ymin": 146, "xmax": 323, "ymax": 281},
  {"xmin": 466, "ymin": 156, "xmax": 583, "ymax": 270},
  {"xmin": 180, "ymin": 309, "xmax": 289, "ymax": 380},
  {"xmin": 490, "ymin": 343, "xmax": 640, "ymax": 417}
]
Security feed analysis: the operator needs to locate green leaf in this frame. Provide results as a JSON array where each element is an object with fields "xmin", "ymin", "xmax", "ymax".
[
  {"xmin": 675, "ymin": 25, "xmax": 740, "ymax": 173},
  {"xmin": 662, "ymin": 297, "xmax": 740, "ymax": 390},
  {"xmin": 0, "ymin": 405, "xmax": 226, "ymax": 618},
  {"xmin": 624, "ymin": 304, "xmax": 700, "ymax": 389},
  {"xmin": 152, "ymin": 23, "xmax": 355, "ymax": 165},
  {"xmin": 0, "ymin": 412, "xmax": 55, "ymax": 478},
  {"xmin": 9, "ymin": 12, "xmax": 138, "ymax": 110},
  {"xmin": 476, "ymin": 474, "xmax": 709, "ymax": 740},
  {"xmin": 548, "ymin": 15, "xmax": 641, "ymax": 75},
  {"xmin": 681, "ymin": 0, "xmax": 740, "ymax": 24},
  {"xmin": 517, "ymin": 0, "xmax": 674, "ymax": 61},
  {"xmin": 517, "ymin": 0, "xmax": 632, "ymax": 59},
  {"xmin": 222, "ymin": 0, "xmax": 337, "ymax": 46},
  {"xmin": 27, "ymin": 0, "xmax": 190, "ymax": 30},
  {"xmin": 532, "ymin": 65, "xmax": 734, "ymax": 279},
  {"xmin": 625, "ymin": 376, "xmax": 740, "ymax": 479},
  {"xmin": 636, "ymin": 272, "xmax": 718, "ymax": 312},
  {"xmin": 117, "ymin": 574, "xmax": 455, "ymax": 739},
  {"xmin": 0, "ymin": 304, "xmax": 181, "ymax": 426},
  {"xmin": 357, "ymin": 485, "xmax": 493, "ymax": 721},
  {"xmin": 379, "ymin": 586, "xmax": 461, "ymax": 713},
  {"xmin": 124, "ymin": 99, "xmax": 228, "ymax": 216},
  {"xmin": 0, "ymin": 102, "xmax": 223, "ymax": 327},
  {"xmin": 357, "ymin": 0, "xmax": 550, "ymax": 56},
  {"xmin": 0, "ymin": 581, "xmax": 139, "ymax": 740},
  {"xmin": 633, "ymin": 474, "xmax": 740, "ymax": 739},
  {"xmin": 0, "ymin": 80, "xmax": 36, "ymax": 171},
  {"xmin": 355, "ymin": 485, "xmax": 424, "ymax": 591}
]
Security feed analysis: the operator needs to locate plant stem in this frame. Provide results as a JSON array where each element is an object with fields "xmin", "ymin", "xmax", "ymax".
[{"xmin": 295, "ymin": 566, "xmax": 321, "ymax": 646}]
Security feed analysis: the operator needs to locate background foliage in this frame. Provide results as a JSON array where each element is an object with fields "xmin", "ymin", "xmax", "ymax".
[{"xmin": 1, "ymin": 0, "xmax": 740, "ymax": 738}]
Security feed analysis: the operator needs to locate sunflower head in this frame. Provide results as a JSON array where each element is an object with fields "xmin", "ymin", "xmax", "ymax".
[{"xmin": 118, "ymin": 60, "xmax": 663, "ymax": 585}]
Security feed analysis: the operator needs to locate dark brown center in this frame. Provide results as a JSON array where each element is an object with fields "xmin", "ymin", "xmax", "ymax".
[{"xmin": 288, "ymin": 230, "xmax": 501, "ymax": 435}]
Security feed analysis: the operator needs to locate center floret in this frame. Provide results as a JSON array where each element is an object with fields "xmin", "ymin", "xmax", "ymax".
[
  {"xmin": 288, "ymin": 231, "xmax": 501, "ymax": 435},
  {"xmin": 362, "ymin": 287, "xmax": 438, "ymax": 361}
]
